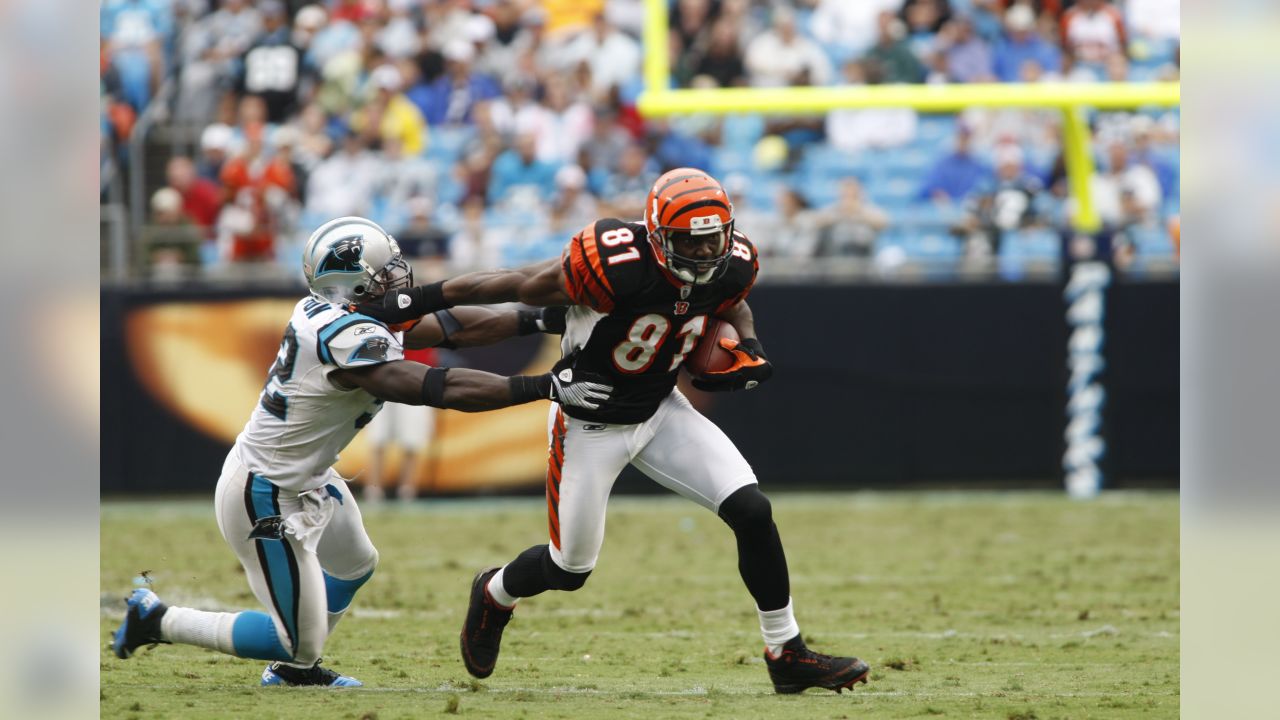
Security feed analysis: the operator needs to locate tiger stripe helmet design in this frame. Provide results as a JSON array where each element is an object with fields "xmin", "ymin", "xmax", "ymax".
[{"xmin": 644, "ymin": 168, "xmax": 735, "ymax": 285}]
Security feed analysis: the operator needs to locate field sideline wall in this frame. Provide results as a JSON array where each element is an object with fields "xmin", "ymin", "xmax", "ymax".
[{"xmin": 101, "ymin": 282, "xmax": 1177, "ymax": 495}]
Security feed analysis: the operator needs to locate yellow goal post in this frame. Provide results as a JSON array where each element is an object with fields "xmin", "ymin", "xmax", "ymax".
[{"xmin": 635, "ymin": 0, "xmax": 1180, "ymax": 233}]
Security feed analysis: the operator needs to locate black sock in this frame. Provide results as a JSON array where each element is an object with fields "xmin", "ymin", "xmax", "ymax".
[
  {"xmin": 719, "ymin": 486, "xmax": 791, "ymax": 611},
  {"xmin": 500, "ymin": 545, "xmax": 555, "ymax": 598}
]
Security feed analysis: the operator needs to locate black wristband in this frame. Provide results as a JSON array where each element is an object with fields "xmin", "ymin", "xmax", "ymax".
[
  {"xmin": 508, "ymin": 373, "xmax": 553, "ymax": 404},
  {"xmin": 420, "ymin": 367, "xmax": 449, "ymax": 407},
  {"xmin": 416, "ymin": 280, "xmax": 451, "ymax": 311},
  {"xmin": 516, "ymin": 309, "xmax": 541, "ymax": 336},
  {"xmin": 433, "ymin": 309, "xmax": 463, "ymax": 349}
]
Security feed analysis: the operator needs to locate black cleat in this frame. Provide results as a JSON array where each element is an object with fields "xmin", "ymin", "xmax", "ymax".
[
  {"xmin": 764, "ymin": 635, "xmax": 871, "ymax": 694},
  {"xmin": 459, "ymin": 566, "xmax": 513, "ymax": 679},
  {"xmin": 112, "ymin": 588, "xmax": 169, "ymax": 659},
  {"xmin": 261, "ymin": 659, "xmax": 363, "ymax": 687}
]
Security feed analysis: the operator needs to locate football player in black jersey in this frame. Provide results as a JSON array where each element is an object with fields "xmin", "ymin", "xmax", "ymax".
[{"xmin": 359, "ymin": 169, "xmax": 870, "ymax": 694}]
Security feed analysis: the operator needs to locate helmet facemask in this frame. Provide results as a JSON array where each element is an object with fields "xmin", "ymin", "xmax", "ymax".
[{"xmin": 652, "ymin": 217, "xmax": 734, "ymax": 285}]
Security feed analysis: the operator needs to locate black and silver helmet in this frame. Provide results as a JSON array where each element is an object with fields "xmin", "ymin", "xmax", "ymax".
[{"xmin": 301, "ymin": 216, "xmax": 413, "ymax": 304}]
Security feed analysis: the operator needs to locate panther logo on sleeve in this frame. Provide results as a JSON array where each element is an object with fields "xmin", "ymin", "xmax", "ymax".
[
  {"xmin": 316, "ymin": 235, "xmax": 365, "ymax": 277},
  {"xmin": 349, "ymin": 335, "xmax": 391, "ymax": 363}
]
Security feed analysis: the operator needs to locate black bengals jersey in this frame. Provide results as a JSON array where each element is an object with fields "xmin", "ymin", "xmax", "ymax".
[{"xmin": 559, "ymin": 218, "xmax": 759, "ymax": 424}]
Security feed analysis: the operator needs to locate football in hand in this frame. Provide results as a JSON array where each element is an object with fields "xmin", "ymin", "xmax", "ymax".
[{"xmin": 684, "ymin": 319, "xmax": 740, "ymax": 378}]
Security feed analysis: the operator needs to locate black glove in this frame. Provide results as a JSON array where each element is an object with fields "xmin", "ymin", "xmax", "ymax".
[
  {"xmin": 691, "ymin": 338, "xmax": 773, "ymax": 393},
  {"xmin": 354, "ymin": 281, "xmax": 450, "ymax": 325},
  {"xmin": 517, "ymin": 306, "xmax": 569, "ymax": 335},
  {"xmin": 549, "ymin": 351, "xmax": 614, "ymax": 410}
]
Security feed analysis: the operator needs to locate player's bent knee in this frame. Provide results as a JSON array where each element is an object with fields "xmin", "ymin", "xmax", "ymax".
[
  {"xmin": 324, "ymin": 560, "xmax": 376, "ymax": 614},
  {"xmin": 717, "ymin": 484, "xmax": 773, "ymax": 532},
  {"xmin": 542, "ymin": 551, "xmax": 592, "ymax": 591}
]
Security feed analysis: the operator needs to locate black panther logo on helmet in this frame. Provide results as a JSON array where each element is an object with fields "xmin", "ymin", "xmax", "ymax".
[{"xmin": 316, "ymin": 235, "xmax": 365, "ymax": 277}]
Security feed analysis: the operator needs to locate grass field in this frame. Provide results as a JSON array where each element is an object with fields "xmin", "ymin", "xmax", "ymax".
[{"xmin": 101, "ymin": 492, "xmax": 1178, "ymax": 719}]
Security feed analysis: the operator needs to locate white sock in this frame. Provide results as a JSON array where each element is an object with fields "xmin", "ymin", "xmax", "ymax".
[
  {"xmin": 758, "ymin": 598, "xmax": 800, "ymax": 657},
  {"xmin": 160, "ymin": 606, "xmax": 238, "ymax": 655},
  {"xmin": 486, "ymin": 566, "xmax": 519, "ymax": 608}
]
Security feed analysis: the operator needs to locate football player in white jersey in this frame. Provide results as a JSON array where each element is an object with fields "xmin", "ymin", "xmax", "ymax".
[{"xmin": 111, "ymin": 217, "xmax": 613, "ymax": 687}]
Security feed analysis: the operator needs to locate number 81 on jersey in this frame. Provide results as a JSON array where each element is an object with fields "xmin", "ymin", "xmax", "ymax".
[{"xmin": 612, "ymin": 314, "xmax": 707, "ymax": 373}]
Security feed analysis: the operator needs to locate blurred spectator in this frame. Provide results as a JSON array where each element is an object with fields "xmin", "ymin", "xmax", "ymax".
[
  {"xmin": 562, "ymin": 13, "xmax": 641, "ymax": 100},
  {"xmin": 553, "ymin": 165, "xmax": 600, "ymax": 233},
  {"xmin": 745, "ymin": 7, "xmax": 833, "ymax": 87},
  {"xmin": 423, "ymin": 1, "xmax": 483, "ymax": 51},
  {"xmin": 1126, "ymin": 0, "xmax": 1180, "ymax": 46},
  {"xmin": 902, "ymin": 0, "xmax": 952, "ymax": 59},
  {"xmin": 488, "ymin": 133, "xmax": 559, "ymax": 205},
  {"xmin": 166, "ymin": 156, "xmax": 223, "ymax": 232},
  {"xmin": 236, "ymin": 0, "xmax": 306, "ymax": 125},
  {"xmin": 218, "ymin": 123, "xmax": 298, "ymax": 262},
  {"xmin": 289, "ymin": 103, "xmax": 335, "ymax": 172},
  {"xmin": 1129, "ymin": 117, "xmax": 1178, "ymax": 203},
  {"xmin": 669, "ymin": 0, "xmax": 717, "ymax": 64},
  {"xmin": 177, "ymin": 0, "xmax": 263, "ymax": 123},
  {"xmin": 961, "ymin": 144, "xmax": 1045, "ymax": 255},
  {"xmin": 936, "ymin": 15, "xmax": 996, "ymax": 83},
  {"xmin": 100, "ymin": 0, "xmax": 168, "ymax": 111},
  {"xmin": 599, "ymin": 144, "xmax": 658, "ymax": 217},
  {"xmin": 918, "ymin": 125, "xmax": 994, "ymax": 203},
  {"xmin": 408, "ymin": 39, "xmax": 501, "ymax": 126},
  {"xmin": 141, "ymin": 188, "xmax": 203, "ymax": 280},
  {"xmin": 693, "ymin": 19, "xmax": 748, "ymax": 89},
  {"xmin": 1060, "ymin": 0, "xmax": 1126, "ymax": 68},
  {"xmin": 396, "ymin": 197, "xmax": 450, "ymax": 260},
  {"xmin": 378, "ymin": 0, "xmax": 423, "ymax": 60},
  {"xmin": 824, "ymin": 60, "xmax": 918, "ymax": 153},
  {"xmin": 816, "ymin": 179, "xmax": 889, "ymax": 258},
  {"xmin": 197, "ymin": 123, "xmax": 236, "ymax": 182},
  {"xmin": 1082, "ymin": 142, "xmax": 1162, "ymax": 231},
  {"xmin": 474, "ymin": 0, "xmax": 537, "ymax": 80},
  {"xmin": 993, "ymin": 5, "xmax": 1062, "ymax": 82},
  {"xmin": 376, "ymin": 136, "xmax": 439, "ymax": 225},
  {"xmin": 755, "ymin": 188, "xmax": 824, "ymax": 258},
  {"xmin": 489, "ymin": 77, "xmax": 548, "ymax": 140},
  {"xmin": 301, "ymin": 5, "xmax": 359, "ymax": 71},
  {"xmin": 542, "ymin": 0, "xmax": 605, "ymax": 39},
  {"xmin": 449, "ymin": 196, "xmax": 504, "ymax": 272},
  {"xmin": 353, "ymin": 64, "xmax": 428, "ymax": 156},
  {"xmin": 306, "ymin": 128, "xmax": 381, "ymax": 219},
  {"xmin": 291, "ymin": 5, "xmax": 331, "ymax": 67},
  {"xmin": 533, "ymin": 76, "xmax": 595, "ymax": 164},
  {"xmin": 863, "ymin": 12, "xmax": 927, "ymax": 84},
  {"xmin": 810, "ymin": 0, "xmax": 902, "ymax": 59},
  {"xmin": 331, "ymin": 0, "xmax": 372, "ymax": 24},
  {"xmin": 1106, "ymin": 142, "xmax": 1162, "ymax": 227},
  {"xmin": 579, "ymin": 107, "xmax": 634, "ymax": 191}
]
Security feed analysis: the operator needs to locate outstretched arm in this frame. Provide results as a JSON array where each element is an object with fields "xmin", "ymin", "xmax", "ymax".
[
  {"xmin": 357, "ymin": 259, "xmax": 572, "ymax": 326},
  {"xmin": 403, "ymin": 306, "xmax": 567, "ymax": 350},
  {"xmin": 330, "ymin": 357, "xmax": 611, "ymax": 413},
  {"xmin": 441, "ymin": 259, "xmax": 571, "ymax": 307}
]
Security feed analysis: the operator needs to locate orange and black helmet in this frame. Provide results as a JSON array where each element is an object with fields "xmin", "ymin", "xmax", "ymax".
[{"xmin": 644, "ymin": 168, "xmax": 735, "ymax": 285}]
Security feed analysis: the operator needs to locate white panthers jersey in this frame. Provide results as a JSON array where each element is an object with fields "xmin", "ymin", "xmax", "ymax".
[{"xmin": 234, "ymin": 297, "xmax": 405, "ymax": 492}]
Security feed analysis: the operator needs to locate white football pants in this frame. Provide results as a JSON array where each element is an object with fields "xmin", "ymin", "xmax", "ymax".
[
  {"xmin": 212, "ymin": 451, "xmax": 379, "ymax": 665},
  {"xmin": 546, "ymin": 389, "xmax": 757, "ymax": 574}
]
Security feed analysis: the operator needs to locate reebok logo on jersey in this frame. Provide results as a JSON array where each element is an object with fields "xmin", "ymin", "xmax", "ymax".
[
  {"xmin": 354, "ymin": 325, "xmax": 376, "ymax": 335},
  {"xmin": 582, "ymin": 423, "xmax": 607, "ymax": 431}
]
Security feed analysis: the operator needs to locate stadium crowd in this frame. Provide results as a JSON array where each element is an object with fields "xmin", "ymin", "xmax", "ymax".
[{"xmin": 100, "ymin": 0, "xmax": 1180, "ymax": 281}]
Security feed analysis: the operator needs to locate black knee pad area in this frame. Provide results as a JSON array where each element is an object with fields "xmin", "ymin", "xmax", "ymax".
[
  {"xmin": 542, "ymin": 551, "xmax": 592, "ymax": 591},
  {"xmin": 718, "ymin": 485, "xmax": 774, "ymax": 532}
]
